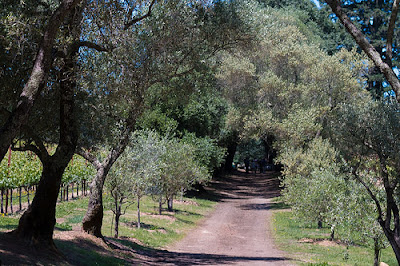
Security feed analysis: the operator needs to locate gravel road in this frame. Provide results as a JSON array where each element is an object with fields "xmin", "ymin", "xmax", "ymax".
[{"xmin": 162, "ymin": 170, "xmax": 293, "ymax": 266}]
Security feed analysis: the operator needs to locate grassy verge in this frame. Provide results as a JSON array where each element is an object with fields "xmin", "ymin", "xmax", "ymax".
[
  {"xmin": 271, "ymin": 200, "xmax": 396, "ymax": 265},
  {"xmin": 0, "ymin": 193, "xmax": 217, "ymax": 264},
  {"xmin": 101, "ymin": 196, "xmax": 216, "ymax": 248}
]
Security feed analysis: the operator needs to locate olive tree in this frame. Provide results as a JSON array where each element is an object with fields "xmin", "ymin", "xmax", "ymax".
[
  {"xmin": 159, "ymin": 138, "xmax": 210, "ymax": 213},
  {"xmin": 104, "ymin": 156, "xmax": 135, "ymax": 238},
  {"xmin": 329, "ymin": 98, "xmax": 400, "ymax": 262},
  {"xmin": 126, "ymin": 130, "xmax": 167, "ymax": 228}
]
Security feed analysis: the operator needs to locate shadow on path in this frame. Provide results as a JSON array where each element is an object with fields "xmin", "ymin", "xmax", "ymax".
[
  {"xmin": 106, "ymin": 237, "xmax": 291, "ymax": 266},
  {"xmin": 190, "ymin": 170, "xmax": 282, "ymax": 202}
]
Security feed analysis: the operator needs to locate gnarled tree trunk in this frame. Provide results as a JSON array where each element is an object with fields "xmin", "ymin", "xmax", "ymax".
[
  {"xmin": 82, "ymin": 166, "xmax": 109, "ymax": 237},
  {"xmin": 11, "ymin": 9, "xmax": 80, "ymax": 246},
  {"xmin": 0, "ymin": 0, "xmax": 82, "ymax": 161},
  {"xmin": 12, "ymin": 156, "xmax": 72, "ymax": 248},
  {"xmin": 79, "ymin": 115, "xmax": 135, "ymax": 238},
  {"xmin": 11, "ymin": 52, "xmax": 78, "ymax": 248}
]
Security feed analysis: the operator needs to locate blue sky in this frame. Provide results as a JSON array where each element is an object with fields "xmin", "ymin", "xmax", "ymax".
[{"xmin": 311, "ymin": 0, "xmax": 321, "ymax": 8}]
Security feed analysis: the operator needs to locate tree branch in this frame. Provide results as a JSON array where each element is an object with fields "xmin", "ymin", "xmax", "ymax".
[
  {"xmin": 351, "ymin": 161, "xmax": 384, "ymax": 221},
  {"xmin": 70, "ymin": 41, "xmax": 112, "ymax": 54},
  {"xmin": 76, "ymin": 147, "xmax": 102, "ymax": 170},
  {"xmin": 11, "ymin": 143, "xmax": 41, "ymax": 155},
  {"xmin": 325, "ymin": 0, "xmax": 400, "ymax": 102},
  {"xmin": 377, "ymin": 152, "xmax": 400, "ymax": 232},
  {"xmin": 386, "ymin": 0, "xmax": 400, "ymax": 67},
  {"xmin": 123, "ymin": 0, "xmax": 156, "ymax": 30}
]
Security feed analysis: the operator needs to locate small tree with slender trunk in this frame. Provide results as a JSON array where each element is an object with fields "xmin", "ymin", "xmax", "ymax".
[
  {"xmin": 159, "ymin": 138, "xmax": 210, "ymax": 213},
  {"xmin": 104, "ymin": 157, "xmax": 134, "ymax": 238},
  {"xmin": 127, "ymin": 130, "xmax": 166, "ymax": 228}
]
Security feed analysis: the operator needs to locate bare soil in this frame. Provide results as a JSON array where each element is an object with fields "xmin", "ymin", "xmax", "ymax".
[
  {"xmin": 0, "ymin": 170, "xmax": 293, "ymax": 265},
  {"xmin": 166, "ymin": 170, "xmax": 293, "ymax": 265}
]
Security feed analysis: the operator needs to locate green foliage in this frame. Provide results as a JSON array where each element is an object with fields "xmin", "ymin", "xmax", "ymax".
[
  {"xmin": 334, "ymin": 0, "xmax": 400, "ymax": 97},
  {"xmin": 234, "ymin": 139, "xmax": 265, "ymax": 163},
  {"xmin": 181, "ymin": 132, "xmax": 226, "ymax": 174},
  {"xmin": 0, "ymin": 1, "xmax": 55, "ymax": 121},
  {"xmin": 105, "ymin": 156, "xmax": 135, "ymax": 210},
  {"xmin": 0, "ymin": 150, "xmax": 93, "ymax": 191},
  {"xmin": 137, "ymin": 109, "xmax": 179, "ymax": 136},
  {"xmin": 279, "ymin": 136, "xmax": 388, "ymax": 256},
  {"xmin": 272, "ymin": 210, "xmax": 396, "ymax": 265},
  {"xmin": 104, "ymin": 130, "xmax": 211, "ymax": 215},
  {"xmin": 117, "ymin": 130, "xmax": 167, "ymax": 200},
  {"xmin": 159, "ymin": 136, "xmax": 210, "ymax": 201},
  {"xmin": 0, "ymin": 151, "xmax": 41, "ymax": 189},
  {"xmin": 62, "ymin": 155, "xmax": 95, "ymax": 185}
]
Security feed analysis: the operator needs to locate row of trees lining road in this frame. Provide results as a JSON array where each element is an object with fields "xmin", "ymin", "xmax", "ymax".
[
  {"xmin": 213, "ymin": 0, "xmax": 400, "ymax": 264},
  {"xmin": 324, "ymin": 0, "xmax": 400, "ymax": 263},
  {"xmin": 75, "ymin": 0, "xmax": 242, "ymax": 238}
]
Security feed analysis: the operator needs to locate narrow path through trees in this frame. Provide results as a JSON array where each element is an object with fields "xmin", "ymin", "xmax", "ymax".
[{"xmin": 155, "ymin": 170, "xmax": 293, "ymax": 265}]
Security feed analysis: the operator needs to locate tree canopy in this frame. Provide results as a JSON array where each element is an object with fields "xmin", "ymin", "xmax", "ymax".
[{"xmin": 3, "ymin": 0, "xmax": 400, "ymax": 264}]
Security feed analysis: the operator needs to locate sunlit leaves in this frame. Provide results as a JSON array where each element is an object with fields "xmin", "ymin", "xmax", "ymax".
[{"xmin": 0, "ymin": 151, "xmax": 41, "ymax": 188}]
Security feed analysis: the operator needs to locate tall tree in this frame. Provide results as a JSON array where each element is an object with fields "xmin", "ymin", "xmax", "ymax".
[{"xmin": 10, "ymin": 5, "xmax": 82, "ymax": 247}]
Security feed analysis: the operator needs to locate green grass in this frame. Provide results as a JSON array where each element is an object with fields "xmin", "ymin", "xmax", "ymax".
[
  {"xmin": 0, "ymin": 215, "xmax": 19, "ymax": 230},
  {"xmin": 55, "ymin": 239, "xmax": 127, "ymax": 266},
  {"xmin": 56, "ymin": 197, "xmax": 89, "ymax": 218},
  {"xmin": 101, "ymin": 196, "xmax": 216, "ymax": 248},
  {"xmin": 0, "ymin": 193, "xmax": 217, "ymax": 255},
  {"xmin": 271, "ymin": 204, "xmax": 397, "ymax": 265}
]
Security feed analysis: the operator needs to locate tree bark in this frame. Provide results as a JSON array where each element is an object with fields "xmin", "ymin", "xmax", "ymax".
[
  {"xmin": 330, "ymin": 224, "xmax": 335, "ymax": 241},
  {"xmin": 79, "ymin": 115, "xmax": 135, "ymax": 237},
  {"xmin": 159, "ymin": 196, "xmax": 163, "ymax": 215},
  {"xmin": 26, "ymin": 187, "xmax": 30, "ymax": 206},
  {"xmin": 11, "ymin": 86, "xmax": 77, "ymax": 249},
  {"xmin": 1, "ymin": 189, "xmax": 3, "ymax": 213},
  {"xmin": 82, "ymin": 166, "xmax": 108, "ymax": 237},
  {"xmin": 114, "ymin": 199, "xmax": 121, "ymax": 238},
  {"xmin": 5, "ymin": 189, "xmax": 8, "ymax": 214},
  {"xmin": 0, "ymin": 0, "xmax": 83, "ymax": 161},
  {"xmin": 380, "ymin": 222, "xmax": 400, "ymax": 263},
  {"xmin": 12, "ymin": 157, "xmax": 71, "ymax": 248},
  {"xmin": 167, "ymin": 196, "xmax": 173, "ymax": 212},
  {"xmin": 19, "ymin": 187, "xmax": 22, "ymax": 211},
  {"xmin": 374, "ymin": 238, "xmax": 380, "ymax": 266},
  {"xmin": 378, "ymin": 199, "xmax": 400, "ymax": 263},
  {"xmin": 224, "ymin": 141, "xmax": 237, "ymax": 173},
  {"xmin": 10, "ymin": 189, "xmax": 13, "ymax": 214},
  {"xmin": 318, "ymin": 220, "xmax": 322, "ymax": 229},
  {"xmin": 137, "ymin": 196, "xmax": 141, "ymax": 229},
  {"xmin": 114, "ymin": 213, "xmax": 120, "ymax": 238}
]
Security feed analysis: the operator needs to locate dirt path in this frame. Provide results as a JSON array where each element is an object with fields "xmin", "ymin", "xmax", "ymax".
[{"xmin": 160, "ymin": 170, "xmax": 293, "ymax": 265}]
